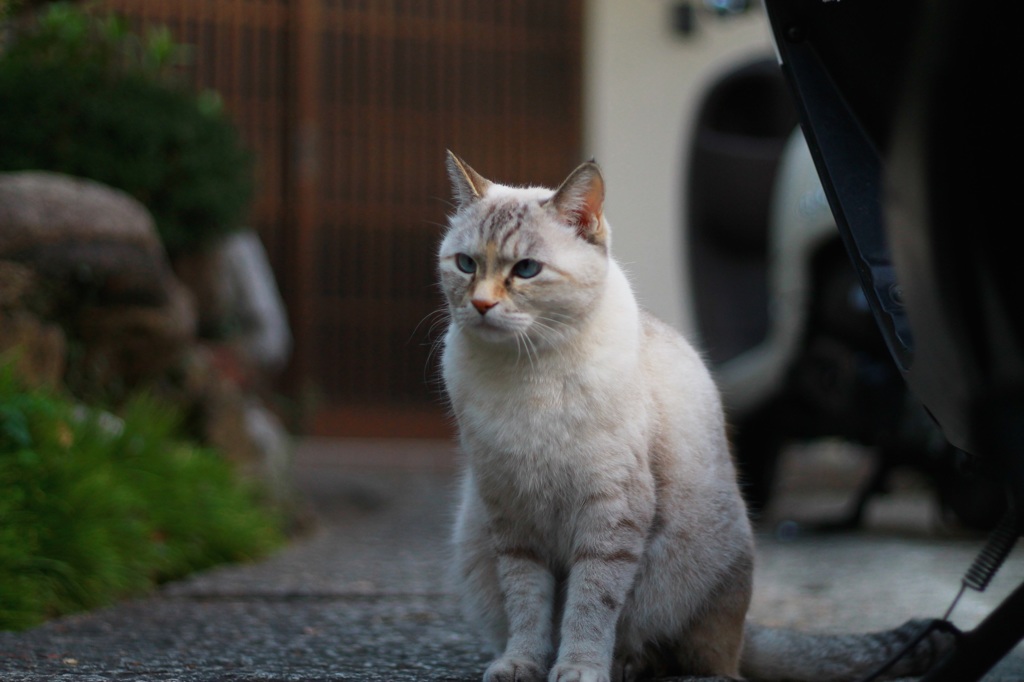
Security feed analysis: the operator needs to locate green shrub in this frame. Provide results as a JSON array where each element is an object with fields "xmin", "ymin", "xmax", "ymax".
[
  {"xmin": 0, "ymin": 3, "xmax": 254, "ymax": 255},
  {"xmin": 0, "ymin": 362, "xmax": 282, "ymax": 631}
]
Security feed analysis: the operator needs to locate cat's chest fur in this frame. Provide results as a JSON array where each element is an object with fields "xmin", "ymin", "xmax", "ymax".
[
  {"xmin": 451, "ymin": 351, "xmax": 644, "ymax": 483},
  {"xmin": 446, "ymin": 333, "xmax": 644, "ymax": 449}
]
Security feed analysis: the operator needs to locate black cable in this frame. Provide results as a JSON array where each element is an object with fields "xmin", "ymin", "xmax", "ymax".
[{"xmin": 856, "ymin": 506, "xmax": 1020, "ymax": 682}]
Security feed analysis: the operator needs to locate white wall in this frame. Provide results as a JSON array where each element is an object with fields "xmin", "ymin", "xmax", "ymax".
[{"xmin": 583, "ymin": 1, "xmax": 772, "ymax": 335}]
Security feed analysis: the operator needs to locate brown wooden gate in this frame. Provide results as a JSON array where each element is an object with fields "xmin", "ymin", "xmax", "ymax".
[{"xmin": 98, "ymin": 0, "xmax": 582, "ymax": 436}]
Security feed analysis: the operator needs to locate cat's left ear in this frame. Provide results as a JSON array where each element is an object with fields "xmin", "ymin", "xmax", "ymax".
[
  {"xmin": 446, "ymin": 150, "xmax": 492, "ymax": 207},
  {"xmin": 547, "ymin": 160, "xmax": 606, "ymax": 246}
]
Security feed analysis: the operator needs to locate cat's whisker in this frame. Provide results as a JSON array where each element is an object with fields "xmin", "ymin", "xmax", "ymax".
[
  {"xmin": 427, "ymin": 314, "xmax": 452, "ymax": 340},
  {"xmin": 533, "ymin": 320, "xmax": 568, "ymax": 341},
  {"xmin": 526, "ymin": 324, "xmax": 555, "ymax": 350},
  {"xmin": 431, "ymin": 194, "xmax": 459, "ymax": 213},
  {"xmin": 417, "ymin": 308, "xmax": 452, "ymax": 384},
  {"xmin": 535, "ymin": 313, "xmax": 571, "ymax": 326},
  {"xmin": 515, "ymin": 331, "xmax": 537, "ymax": 371},
  {"xmin": 511, "ymin": 329, "xmax": 524, "ymax": 366},
  {"xmin": 521, "ymin": 330, "xmax": 542, "ymax": 371},
  {"xmin": 424, "ymin": 332, "xmax": 446, "ymax": 368},
  {"xmin": 410, "ymin": 307, "xmax": 449, "ymax": 343},
  {"xmin": 525, "ymin": 334, "xmax": 538, "ymax": 369},
  {"xmin": 529, "ymin": 318, "xmax": 570, "ymax": 355}
]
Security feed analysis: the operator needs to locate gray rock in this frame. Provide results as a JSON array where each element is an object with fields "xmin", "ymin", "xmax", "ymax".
[
  {"xmin": 0, "ymin": 171, "xmax": 198, "ymax": 387},
  {"xmin": 0, "ymin": 171, "xmax": 176, "ymax": 309}
]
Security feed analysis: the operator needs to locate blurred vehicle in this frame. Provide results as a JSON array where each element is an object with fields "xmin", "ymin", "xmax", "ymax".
[
  {"xmin": 760, "ymin": 1, "xmax": 1023, "ymax": 678},
  {"xmin": 685, "ymin": 55, "xmax": 1005, "ymax": 530}
]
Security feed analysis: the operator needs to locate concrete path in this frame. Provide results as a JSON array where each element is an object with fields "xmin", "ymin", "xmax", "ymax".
[{"xmin": 1, "ymin": 437, "xmax": 1023, "ymax": 681}]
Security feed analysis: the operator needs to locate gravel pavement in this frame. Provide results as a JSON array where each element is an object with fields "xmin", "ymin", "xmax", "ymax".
[{"xmin": 1, "ymin": 437, "xmax": 1022, "ymax": 681}]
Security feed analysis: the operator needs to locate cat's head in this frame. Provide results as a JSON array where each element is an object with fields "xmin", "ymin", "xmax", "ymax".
[{"xmin": 439, "ymin": 151, "xmax": 610, "ymax": 349}]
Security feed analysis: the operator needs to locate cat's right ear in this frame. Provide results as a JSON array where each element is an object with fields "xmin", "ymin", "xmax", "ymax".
[
  {"xmin": 446, "ymin": 151, "xmax": 492, "ymax": 207},
  {"xmin": 548, "ymin": 160, "xmax": 607, "ymax": 246}
]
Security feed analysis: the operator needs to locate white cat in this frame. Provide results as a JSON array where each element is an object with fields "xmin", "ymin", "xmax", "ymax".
[{"xmin": 438, "ymin": 152, "xmax": 952, "ymax": 682}]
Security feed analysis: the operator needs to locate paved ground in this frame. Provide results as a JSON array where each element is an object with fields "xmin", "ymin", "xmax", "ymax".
[{"xmin": 1, "ymin": 437, "xmax": 1023, "ymax": 681}]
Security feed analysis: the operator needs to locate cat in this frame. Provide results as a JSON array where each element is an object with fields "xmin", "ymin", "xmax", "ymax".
[{"xmin": 437, "ymin": 151, "xmax": 955, "ymax": 682}]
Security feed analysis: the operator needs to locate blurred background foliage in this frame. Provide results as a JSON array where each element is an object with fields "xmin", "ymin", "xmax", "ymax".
[{"xmin": 0, "ymin": 2, "xmax": 254, "ymax": 254}]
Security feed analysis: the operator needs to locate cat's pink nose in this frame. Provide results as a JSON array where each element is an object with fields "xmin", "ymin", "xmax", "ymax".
[{"xmin": 472, "ymin": 299, "xmax": 497, "ymax": 315}]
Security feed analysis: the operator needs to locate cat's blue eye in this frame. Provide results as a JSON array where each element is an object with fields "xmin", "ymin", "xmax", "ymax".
[
  {"xmin": 455, "ymin": 253, "xmax": 477, "ymax": 274},
  {"xmin": 512, "ymin": 259, "xmax": 542, "ymax": 279}
]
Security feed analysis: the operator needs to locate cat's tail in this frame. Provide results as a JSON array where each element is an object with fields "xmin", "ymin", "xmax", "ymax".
[{"xmin": 740, "ymin": 618, "xmax": 958, "ymax": 682}]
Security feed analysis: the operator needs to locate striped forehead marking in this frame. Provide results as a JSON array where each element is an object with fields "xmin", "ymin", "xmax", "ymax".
[{"xmin": 478, "ymin": 200, "xmax": 527, "ymax": 239}]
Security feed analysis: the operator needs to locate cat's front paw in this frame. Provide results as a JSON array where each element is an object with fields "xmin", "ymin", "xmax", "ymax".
[
  {"xmin": 484, "ymin": 655, "xmax": 547, "ymax": 682},
  {"xmin": 548, "ymin": 662, "xmax": 608, "ymax": 682}
]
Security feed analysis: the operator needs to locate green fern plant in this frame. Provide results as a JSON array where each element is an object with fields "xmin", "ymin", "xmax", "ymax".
[{"xmin": 0, "ymin": 361, "xmax": 282, "ymax": 631}]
